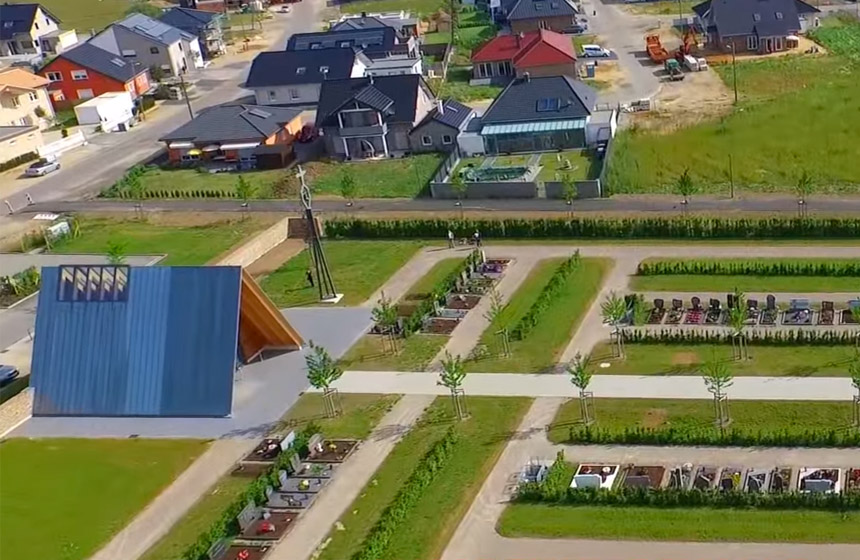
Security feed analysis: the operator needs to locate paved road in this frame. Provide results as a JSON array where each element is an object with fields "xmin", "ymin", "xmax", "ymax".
[{"xmin": 16, "ymin": 194, "xmax": 860, "ymax": 215}]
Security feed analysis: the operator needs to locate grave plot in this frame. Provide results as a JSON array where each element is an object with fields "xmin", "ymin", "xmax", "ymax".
[
  {"xmin": 571, "ymin": 464, "xmax": 620, "ymax": 489},
  {"xmin": 769, "ymin": 467, "xmax": 793, "ymax": 493},
  {"xmin": 621, "ymin": 465, "xmax": 666, "ymax": 489},
  {"xmin": 718, "ymin": 466, "xmax": 743, "ymax": 492},
  {"xmin": 798, "ymin": 467, "xmax": 841, "ymax": 493},
  {"xmin": 304, "ymin": 433, "xmax": 358, "ymax": 463},
  {"xmin": 666, "ymin": 464, "xmax": 694, "ymax": 489},
  {"xmin": 211, "ymin": 541, "xmax": 272, "ymax": 560},
  {"xmin": 743, "ymin": 468, "xmax": 771, "ymax": 493},
  {"xmin": 518, "ymin": 459, "xmax": 552, "ymax": 484},
  {"xmin": 846, "ymin": 468, "xmax": 860, "ymax": 493},
  {"xmin": 236, "ymin": 503, "xmax": 298, "ymax": 541},
  {"xmin": 692, "ymin": 466, "xmax": 719, "ymax": 490},
  {"xmin": 782, "ymin": 299, "xmax": 815, "ymax": 326}
]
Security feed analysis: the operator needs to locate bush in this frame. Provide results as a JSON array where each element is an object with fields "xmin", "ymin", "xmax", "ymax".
[
  {"xmin": 623, "ymin": 328, "xmax": 858, "ymax": 346},
  {"xmin": 637, "ymin": 259, "xmax": 860, "ymax": 277},
  {"xmin": 564, "ymin": 425, "xmax": 860, "ymax": 448},
  {"xmin": 402, "ymin": 250, "xmax": 482, "ymax": 335},
  {"xmin": 324, "ymin": 217, "xmax": 860, "ymax": 240},
  {"xmin": 510, "ymin": 252, "xmax": 580, "ymax": 341},
  {"xmin": 352, "ymin": 429, "xmax": 459, "ymax": 560},
  {"xmin": 0, "ymin": 151, "xmax": 38, "ymax": 172}
]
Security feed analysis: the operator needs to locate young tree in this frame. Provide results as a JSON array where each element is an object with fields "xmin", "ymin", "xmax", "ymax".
[
  {"xmin": 126, "ymin": 173, "xmax": 146, "ymax": 220},
  {"xmin": 106, "ymin": 240, "xmax": 127, "ymax": 265},
  {"xmin": 795, "ymin": 170, "xmax": 814, "ymax": 219},
  {"xmin": 235, "ymin": 175, "xmax": 255, "ymax": 220},
  {"xmin": 727, "ymin": 289, "xmax": 748, "ymax": 360},
  {"xmin": 702, "ymin": 356, "xmax": 733, "ymax": 429},
  {"xmin": 561, "ymin": 173, "xmax": 577, "ymax": 219},
  {"xmin": 439, "ymin": 351, "xmax": 468, "ymax": 420},
  {"xmin": 600, "ymin": 291, "xmax": 627, "ymax": 358},
  {"xmin": 675, "ymin": 169, "xmax": 696, "ymax": 213},
  {"xmin": 340, "ymin": 170, "xmax": 356, "ymax": 207},
  {"xmin": 305, "ymin": 342, "xmax": 343, "ymax": 418},
  {"xmin": 371, "ymin": 291, "xmax": 399, "ymax": 354},
  {"xmin": 450, "ymin": 172, "xmax": 467, "ymax": 219},
  {"xmin": 483, "ymin": 287, "xmax": 509, "ymax": 357},
  {"xmin": 566, "ymin": 352, "xmax": 595, "ymax": 425},
  {"xmin": 850, "ymin": 351, "xmax": 860, "ymax": 427}
]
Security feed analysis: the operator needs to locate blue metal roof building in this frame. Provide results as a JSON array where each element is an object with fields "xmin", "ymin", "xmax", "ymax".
[{"xmin": 31, "ymin": 265, "xmax": 242, "ymax": 417}]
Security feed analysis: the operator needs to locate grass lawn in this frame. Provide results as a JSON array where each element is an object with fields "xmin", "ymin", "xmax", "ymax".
[
  {"xmin": 0, "ymin": 438, "xmax": 208, "ymax": 560},
  {"xmin": 129, "ymin": 167, "xmax": 286, "ymax": 199},
  {"xmin": 455, "ymin": 150, "xmax": 600, "ymax": 182},
  {"xmin": 626, "ymin": 0, "xmax": 698, "ymax": 15},
  {"xmin": 590, "ymin": 341, "xmax": 856, "ymax": 377},
  {"xmin": 317, "ymin": 396, "xmax": 531, "ymax": 560},
  {"xmin": 139, "ymin": 394, "xmax": 395, "ymax": 560},
  {"xmin": 404, "ymin": 257, "xmax": 464, "ymax": 300},
  {"xmin": 51, "ymin": 218, "xmax": 267, "ymax": 265},
  {"xmin": 605, "ymin": 19, "xmax": 860, "ymax": 194},
  {"xmin": 260, "ymin": 240, "xmax": 427, "ymax": 307},
  {"xmin": 339, "ymin": 333, "xmax": 447, "ymax": 370},
  {"xmin": 431, "ymin": 66, "xmax": 504, "ymax": 103},
  {"xmin": 470, "ymin": 258, "xmax": 611, "ymax": 372},
  {"xmin": 498, "ymin": 504, "xmax": 860, "ymax": 543},
  {"xmin": 12, "ymin": 0, "xmax": 131, "ymax": 33},
  {"xmin": 547, "ymin": 398, "xmax": 854, "ymax": 443},
  {"xmin": 340, "ymin": 0, "xmax": 444, "ymax": 16}
]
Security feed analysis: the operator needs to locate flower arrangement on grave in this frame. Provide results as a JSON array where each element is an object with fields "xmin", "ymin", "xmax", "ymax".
[
  {"xmin": 299, "ymin": 479, "xmax": 310, "ymax": 491},
  {"xmin": 328, "ymin": 442, "xmax": 338, "ymax": 452}
]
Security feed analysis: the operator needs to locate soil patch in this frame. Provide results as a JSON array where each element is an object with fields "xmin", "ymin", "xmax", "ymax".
[
  {"xmin": 642, "ymin": 408, "xmax": 668, "ymax": 429},
  {"xmin": 670, "ymin": 352, "xmax": 700, "ymax": 365}
]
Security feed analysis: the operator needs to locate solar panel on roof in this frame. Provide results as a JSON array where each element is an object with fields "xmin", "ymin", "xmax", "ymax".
[
  {"xmin": 110, "ymin": 58, "xmax": 127, "ymax": 67},
  {"xmin": 248, "ymin": 108, "xmax": 272, "ymax": 119}
]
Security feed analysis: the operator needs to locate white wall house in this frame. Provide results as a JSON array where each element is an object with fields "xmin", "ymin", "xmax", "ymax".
[{"xmin": 74, "ymin": 91, "xmax": 135, "ymax": 132}]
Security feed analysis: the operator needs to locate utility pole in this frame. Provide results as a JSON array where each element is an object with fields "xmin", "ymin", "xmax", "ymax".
[
  {"xmin": 728, "ymin": 154, "xmax": 734, "ymax": 199},
  {"xmin": 730, "ymin": 43, "xmax": 738, "ymax": 104},
  {"xmin": 179, "ymin": 71, "xmax": 194, "ymax": 120}
]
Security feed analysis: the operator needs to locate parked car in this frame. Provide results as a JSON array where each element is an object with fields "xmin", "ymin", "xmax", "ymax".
[
  {"xmin": 581, "ymin": 44, "xmax": 611, "ymax": 58},
  {"xmin": 0, "ymin": 365, "xmax": 20, "ymax": 387},
  {"xmin": 279, "ymin": 5, "xmax": 291, "ymax": 12},
  {"xmin": 25, "ymin": 157, "xmax": 60, "ymax": 177},
  {"xmin": 564, "ymin": 23, "xmax": 588, "ymax": 34}
]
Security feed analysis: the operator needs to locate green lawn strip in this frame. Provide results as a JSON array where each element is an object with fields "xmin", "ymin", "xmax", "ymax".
[
  {"xmin": 431, "ymin": 67, "xmax": 504, "ymax": 103},
  {"xmin": 339, "ymin": 333, "xmax": 448, "ymax": 371},
  {"xmin": 536, "ymin": 150, "xmax": 600, "ymax": 182},
  {"xmin": 0, "ymin": 438, "xmax": 209, "ymax": 560},
  {"xmin": 626, "ymin": 0, "xmax": 697, "ymax": 15},
  {"xmin": 403, "ymin": 258, "xmax": 464, "ymax": 300},
  {"xmin": 260, "ymin": 240, "xmax": 427, "ymax": 307},
  {"xmin": 291, "ymin": 155, "xmax": 444, "ymax": 198},
  {"xmin": 25, "ymin": 0, "xmax": 130, "ymax": 33},
  {"xmin": 340, "ymin": 0, "xmax": 444, "ymax": 16},
  {"xmin": 547, "ymin": 398, "xmax": 853, "ymax": 444},
  {"xmin": 138, "ymin": 394, "xmax": 396, "ymax": 560},
  {"xmin": 470, "ymin": 258, "xmax": 611, "ymax": 372},
  {"xmin": 134, "ymin": 168, "xmax": 285, "ymax": 198},
  {"xmin": 590, "ymin": 341, "xmax": 854, "ymax": 377},
  {"xmin": 498, "ymin": 504, "xmax": 860, "ymax": 543},
  {"xmin": 50, "ymin": 218, "xmax": 267, "ymax": 265},
  {"xmin": 630, "ymin": 274, "xmax": 860, "ymax": 292}
]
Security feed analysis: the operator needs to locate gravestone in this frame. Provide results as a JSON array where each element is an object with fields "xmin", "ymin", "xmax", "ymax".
[
  {"xmin": 237, "ymin": 501, "xmax": 259, "ymax": 531},
  {"xmin": 573, "ymin": 474, "xmax": 602, "ymax": 489},
  {"xmin": 804, "ymin": 479, "xmax": 833, "ymax": 493},
  {"xmin": 625, "ymin": 475, "xmax": 650, "ymax": 488},
  {"xmin": 307, "ymin": 433, "xmax": 323, "ymax": 456},
  {"xmin": 279, "ymin": 470, "xmax": 289, "ymax": 488},
  {"xmin": 289, "ymin": 453, "xmax": 302, "ymax": 474},
  {"xmin": 281, "ymin": 430, "xmax": 296, "ymax": 451}
]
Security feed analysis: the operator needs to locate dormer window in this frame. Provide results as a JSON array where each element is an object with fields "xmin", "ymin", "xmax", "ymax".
[
  {"xmin": 296, "ymin": 67, "xmax": 306, "ymax": 75},
  {"xmin": 320, "ymin": 65, "xmax": 329, "ymax": 73},
  {"xmin": 753, "ymin": 13, "xmax": 761, "ymax": 21},
  {"xmin": 775, "ymin": 11, "xmax": 783, "ymax": 19}
]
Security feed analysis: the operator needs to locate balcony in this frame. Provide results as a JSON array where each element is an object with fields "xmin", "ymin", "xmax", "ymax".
[{"xmin": 338, "ymin": 122, "xmax": 387, "ymax": 138}]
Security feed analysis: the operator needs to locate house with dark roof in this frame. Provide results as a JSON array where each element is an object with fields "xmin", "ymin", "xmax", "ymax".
[
  {"xmin": 471, "ymin": 29, "xmax": 577, "ymax": 84},
  {"xmin": 38, "ymin": 43, "xmax": 151, "ymax": 108},
  {"xmin": 693, "ymin": 0, "xmax": 819, "ymax": 54},
  {"xmin": 286, "ymin": 27, "xmax": 418, "ymax": 58},
  {"xmin": 330, "ymin": 12, "xmax": 420, "ymax": 38},
  {"xmin": 244, "ymin": 49, "xmax": 366, "ymax": 107},
  {"xmin": 159, "ymin": 104, "xmax": 304, "ymax": 168},
  {"xmin": 179, "ymin": 0, "xmax": 226, "ymax": 14},
  {"xmin": 88, "ymin": 13, "xmax": 204, "ymax": 77},
  {"xmin": 315, "ymin": 74, "xmax": 436, "ymax": 159},
  {"xmin": 479, "ymin": 74, "xmax": 595, "ymax": 153},
  {"xmin": 409, "ymin": 99, "xmax": 475, "ymax": 153},
  {"xmin": 159, "ymin": 7, "xmax": 226, "ymax": 59},
  {"xmin": 504, "ymin": 0, "xmax": 581, "ymax": 34},
  {"xmin": 0, "ymin": 3, "xmax": 77, "ymax": 60}
]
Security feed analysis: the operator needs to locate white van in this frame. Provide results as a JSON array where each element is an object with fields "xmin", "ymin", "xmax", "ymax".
[{"xmin": 581, "ymin": 44, "xmax": 611, "ymax": 57}]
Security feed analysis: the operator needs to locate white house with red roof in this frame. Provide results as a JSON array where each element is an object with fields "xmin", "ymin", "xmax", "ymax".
[{"xmin": 470, "ymin": 29, "xmax": 577, "ymax": 85}]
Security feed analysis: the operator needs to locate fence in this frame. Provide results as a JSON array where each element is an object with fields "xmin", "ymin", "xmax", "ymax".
[
  {"xmin": 431, "ymin": 144, "xmax": 461, "ymax": 183},
  {"xmin": 430, "ymin": 181, "xmax": 537, "ymax": 199},
  {"xmin": 544, "ymin": 180, "xmax": 603, "ymax": 199},
  {"xmin": 38, "ymin": 130, "xmax": 87, "ymax": 159}
]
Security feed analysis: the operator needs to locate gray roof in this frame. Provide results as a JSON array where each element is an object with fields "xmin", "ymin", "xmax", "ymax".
[
  {"xmin": 0, "ymin": 3, "xmax": 60, "ymax": 40},
  {"xmin": 245, "ymin": 49, "xmax": 357, "ymax": 88},
  {"xmin": 116, "ymin": 12, "xmax": 196, "ymax": 45},
  {"xmin": 316, "ymin": 74, "xmax": 428, "ymax": 127},
  {"xmin": 160, "ymin": 104, "xmax": 303, "ymax": 143},
  {"xmin": 50, "ymin": 43, "xmax": 146, "ymax": 83},
  {"xmin": 286, "ymin": 27, "xmax": 396, "ymax": 54},
  {"xmin": 692, "ymin": 0, "xmax": 818, "ymax": 37},
  {"xmin": 158, "ymin": 7, "xmax": 220, "ymax": 34},
  {"xmin": 0, "ymin": 125, "xmax": 37, "ymax": 142},
  {"xmin": 481, "ymin": 76, "xmax": 595, "ymax": 125},
  {"xmin": 331, "ymin": 16, "xmax": 390, "ymax": 32},
  {"xmin": 353, "ymin": 85, "xmax": 394, "ymax": 112},
  {"xmin": 415, "ymin": 98, "xmax": 474, "ymax": 131},
  {"xmin": 507, "ymin": 0, "xmax": 578, "ymax": 21}
]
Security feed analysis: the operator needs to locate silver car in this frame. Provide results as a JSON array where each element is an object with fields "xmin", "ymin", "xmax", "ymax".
[{"xmin": 26, "ymin": 158, "xmax": 61, "ymax": 177}]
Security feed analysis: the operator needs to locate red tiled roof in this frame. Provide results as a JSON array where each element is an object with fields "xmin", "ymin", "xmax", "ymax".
[{"xmin": 471, "ymin": 29, "xmax": 576, "ymax": 67}]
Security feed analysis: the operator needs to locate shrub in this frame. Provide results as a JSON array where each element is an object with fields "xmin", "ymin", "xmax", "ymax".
[
  {"xmin": 564, "ymin": 425, "xmax": 860, "ymax": 448},
  {"xmin": 0, "ymin": 151, "xmax": 38, "ymax": 173},
  {"xmin": 402, "ymin": 250, "xmax": 482, "ymax": 335},
  {"xmin": 623, "ymin": 328, "xmax": 858, "ymax": 346},
  {"xmin": 509, "ymin": 252, "xmax": 580, "ymax": 341},
  {"xmin": 637, "ymin": 259, "xmax": 860, "ymax": 277}
]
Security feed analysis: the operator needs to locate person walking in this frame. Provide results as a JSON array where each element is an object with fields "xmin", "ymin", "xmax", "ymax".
[
  {"xmin": 447, "ymin": 229, "xmax": 455, "ymax": 249},
  {"xmin": 306, "ymin": 269, "xmax": 315, "ymax": 288},
  {"xmin": 473, "ymin": 230, "xmax": 482, "ymax": 247}
]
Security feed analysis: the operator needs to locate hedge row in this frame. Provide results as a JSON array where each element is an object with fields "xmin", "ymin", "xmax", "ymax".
[
  {"xmin": 352, "ymin": 428, "xmax": 459, "ymax": 560},
  {"xmin": 402, "ymin": 250, "xmax": 481, "ymax": 335},
  {"xmin": 0, "ymin": 151, "xmax": 38, "ymax": 173},
  {"xmin": 114, "ymin": 189, "xmax": 236, "ymax": 199},
  {"xmin": 623, "ymin": 328, "xmax": 860, "ymax": 346},
  {"xmin": 564, "ymin": 426, "xmax": 860, "ymax": 448},
  {"xmin": 323, "ymin": 218, "xmax": 860, "ymax": 240},
  {"xmin": 510, "ymin": 252, "xmax": 581, "ymax": 341},
  {"xmin": 182, "ymin": 428, "xmax": 314, "ymax": 560},
  {"xmin": 637, "ymin": 259, "xmax": 860, "ymax": 277}
]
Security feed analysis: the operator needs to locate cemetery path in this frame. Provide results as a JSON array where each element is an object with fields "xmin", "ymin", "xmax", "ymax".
[
  {"xmin": 363, "ymin": 247, "xmax": 468, "ymax": 307},
  {"xmin": 266, "ymin": 393, "xmax": 434, "ymax": 560},
  {"xmin": 89, "ymin": 439, "xmax": 257, "ymax": 560},
  {"xmin": 330, "ymin": 371, "xmax": 856, "ymax": 401},
  {"xmin": 441, "ymin": 398, "xmax": 860, "ymax": 560}
]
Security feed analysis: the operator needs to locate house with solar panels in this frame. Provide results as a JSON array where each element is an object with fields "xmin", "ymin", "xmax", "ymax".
[
  {"xmin": 88, "ymin": 13, "xmax": 204, "ymax": 78},
  {"xmin": 30, "ymin": 265, "xmax": 303, "ymax": 418}
]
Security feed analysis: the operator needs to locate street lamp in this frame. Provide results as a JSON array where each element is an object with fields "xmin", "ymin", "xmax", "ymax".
[{"xmin": 726, "ymin": 42, "xmax": 738, "ymax": 104}]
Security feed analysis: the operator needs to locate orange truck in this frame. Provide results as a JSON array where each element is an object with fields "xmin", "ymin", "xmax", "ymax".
[{"xmin": 646, "ymin": 35, "xmax": 669, "ymax": 63}]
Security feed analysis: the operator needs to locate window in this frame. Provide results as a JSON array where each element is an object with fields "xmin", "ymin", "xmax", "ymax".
[
  {"xmin": 34, "ymin": 22, "xmax": 39, "ymax": 30},
  {"xmin": 775, "ymin": 37, "xmax": 784, "ymax": 50},
  {"xmin": 51, "ymin": 90, "xmax": 64, "ymax": 101},
  {"xmin": 746, "ymin": 35, "xmax": 758, "ymax": 50},
  {"xmin": 296, "ymin": 66, "xmax": 306, "ymax": 75},
  {"xmin": 310, "ymin": 42, "xmax": 322, "ymax": 49},
  {"xmin": 122, "ymin": 49, "xmax": 137, "ymax": 58},
  {"xmin": 58, "ymin": 265, "xmax": 130, "ymax": 302},
  {"xmin": 536, "ymin": 98, "xmax": 560, "ymax": 112},
  {"xmin": 28, "ymin": 92, "xmax": 38, "ymax": 101},
  {"xmin": 21, "ymin": 40, "xmax": 33, "ymax": 49},
  {"xmin": 775, "ymin": 11, "xmax": 783, "ymax": 20},
  {"xmin": 71, "ymin": 70, "xmax": 88, "ymax": 80},
  {"xmin": 181, "ymin": 153, "xmax": 200, "ymax": 162},
  {"xmin": 268, "ymin": 90, "xmax": 277, "ymax": 100},
  {"xmin": 442, "ymin": 134, "xmax": 453, "ymax": 145},
  {"xmin": 9, "ymin": 139, "xmax": 15, "ymax": 145},
  {"xmin": 289, "ymin": 88, "xmax": 300, "ymax": 99},
  {"xmin": 150, "ymin": 46, "xmax": 160, "ymax": 54},
  {"xmin": 76, "ymin": 88, "xmax": 94, "ymax": 99},
  {"xmin": 10, "ymin": 96, "xmax": 20, "ymax": 108},
  {"xmin": 421, "ymin": 135, "xmax": 432, "ymax": 146},
  {"xmin": 753, "ymin": 13, "xmax": 761, "ymax": 22},
  {"xmin": 339, "ymin": 41, "xmax": 352, "ymax": 48}
]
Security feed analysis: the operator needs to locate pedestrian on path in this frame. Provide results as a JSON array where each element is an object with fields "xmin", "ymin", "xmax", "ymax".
[
  {"xmin": 306, "ymin": 269, "xmax": 314, "ymax": 288},
  {"xmin": 474, "ymin": 230, "xmax": 482, "ymax": 247},
  {"xmin": 447, "ymin": 229, "xmax": 455, "ymax": 249}
]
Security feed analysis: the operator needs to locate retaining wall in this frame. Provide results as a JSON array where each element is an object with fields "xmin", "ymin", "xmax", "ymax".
[
  {"xmin": 544, "ymin": 179, "xmax": 603, "ymax": 199},
  {"xmin": 215, "ymin": 216, "xmax": 290, "ymax": 267},
  {"xmin": 430, "ymin": 181, "xmax": 537, "ymax": 199}
]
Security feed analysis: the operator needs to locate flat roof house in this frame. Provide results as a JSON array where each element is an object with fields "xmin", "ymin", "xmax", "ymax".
[
  {"xmin": 693, "ymin": 0, "xmax": 819, "ymax": 54},
  {"xmin": 471, "ymin": 29, "xmax": 577, "ymax": 84},
  {"xmin": 505, "ymin": 0, "xmax": 581, "ymax": 34},
  {"xmin": 480, "ymin": 74, "xmax": 596, "ymax": 154},
  {"xmin": 0, "ymin": 124, "xmax": 41, "ymax": 166}
]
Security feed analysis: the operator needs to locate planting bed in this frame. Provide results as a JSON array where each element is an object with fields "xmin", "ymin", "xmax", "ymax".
[
  {"xmin": 622, "ymin": 465, "xmax": 666, "ymax": 489},
  {"xmin": 215, "ymin": 544, "xmax": 272, "ymax": 560},
  {"xmin": 231, "ymin": 462, "xmax": 270, "ymax": 478},
  {"xmin": 306, "ymin": 440, "xmax": 357, "ymax": 463},
  {"xmin": 242, "ymin": 438, "xmax": 284, "ymax": 463},
  {"xmin": 239, "ymin": 511, "xmax": 298, "ymax": 540}
]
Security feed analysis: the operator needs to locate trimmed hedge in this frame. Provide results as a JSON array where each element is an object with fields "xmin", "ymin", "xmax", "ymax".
[
  {"xmin": 510, "ymin": 252, "xmax": 580, "ymax": 341},
  {"xmin": 402, "ymin": 250, "xmax": 481, "ymax": 335},
  {"xmin": 0, "ymin": 151, "xmax": 38, "ymax": 172},
  {"xmin": 352, "ymin": 428, "xmax": 459, "ymax": 560},
  {"xmin": 565, "ymin": 425, "xmax": 860, "ymax": 448},
  {"xmin": 324, "ymin": 218, "xmax": 860, "ymax": 240},
  {"xmin": 623, "ymin": 328, "xmax": 859, "ymax": 346},
  {"xmin": 637, "ymin": 259, "xmax": 860, "ymax": 277}
]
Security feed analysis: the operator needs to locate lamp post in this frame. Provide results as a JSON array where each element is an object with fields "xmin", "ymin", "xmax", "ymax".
[{"xmin": 727, "ymin": 42, "xmax": 738, "ymax": 104}]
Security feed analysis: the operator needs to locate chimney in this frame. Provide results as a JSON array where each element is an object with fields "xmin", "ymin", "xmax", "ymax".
[
  {"xmin": 369, "ymin": 74, "xmax": 374, "ymax": 84},
  {"xmin": 437, "ymin": 99, "xmax": 444, "ymax": 115},
  {"xmin": 361, "ymin": 11, "xmax": 367, "ymax": 17},
  {"xmin": 524, "ymin": 71, "xmax": 530, "ymax": 82},
  {"xmin": 517, "ymin": 32, "xmax": 524, "ymax": 48}
]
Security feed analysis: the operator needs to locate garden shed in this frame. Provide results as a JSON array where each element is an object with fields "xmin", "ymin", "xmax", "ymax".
[{"xmin": 31, "ymin": 265, "xmax": 302, "ymax": 417}]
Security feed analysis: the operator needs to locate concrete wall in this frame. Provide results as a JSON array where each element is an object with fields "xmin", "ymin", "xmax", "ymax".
[
  {"xmin": 0, "ymin": 128, "xmax": 42, "ymax": 164},
  {"xmin": 430, "ymin": 181, "xmax": 537, "ymax": 199},
  {"xmin": 253, "ymin": 83, "xmax": 321, "ymax": 106},
  {"xmin": 215, "ymin": 216, "xmax": 290, "ymax": 267},
  {"xmin": 544, "ymin": 179, "xmax": 602, "ymax": 199}
]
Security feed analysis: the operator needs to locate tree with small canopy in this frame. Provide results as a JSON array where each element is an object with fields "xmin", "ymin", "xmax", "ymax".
[
  {"xmin": 305, "ymin": 341, "xmax": 343, "ymax": 417},
  {"xmin": 439, "ymin": 351, "xmax": 468, "ymax": 420},
  {"xmin": 566, "ymin": 352, "xmax": 594, "ymax": 425},
  {"xmin": 371, "ymin": 291, "xmax": 399, "ymax": 354},
  {"xmin": 600, "ymin": 291, "xmax": 627, "ymax": 358},
  {"xmin": 106, "ymin": 240, "xmax": 127, "ymax": 265},
  {"xmin": 340, "ymin": 170, "xmax": 356, "ymax": 207},
  {"xmin": 702, "ymin": 355, "xmax": 733, "ymax": 429},
  {"xmin": 561, "ymin": 174, "xmax": 577, "ymax": 219},
  {"xmin": 675, "ymin": 168, "xmax": 696, "ymax": 214}
]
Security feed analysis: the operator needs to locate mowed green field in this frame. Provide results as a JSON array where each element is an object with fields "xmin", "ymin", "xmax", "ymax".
[
  {"xmin": 605, "ymin": 19, "xmax": 860, "ymax": 194},
  {"xmin": 12, "ymin": 0, "xmax": 135, "ymax": 32},
  {"xmin": 0, "ymin": 438, "xmax": 208, "ymax": 560}
]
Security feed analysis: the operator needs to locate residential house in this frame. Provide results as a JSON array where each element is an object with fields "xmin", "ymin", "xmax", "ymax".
[
  {"xmin": 0, "ymin": 125, "xmax": 41, "ymax": 165},
  {"xmin": 315, "ymin": 74, "xmax": 435, "ymax": 159},
  {"xmin": 159, "ymin": 7, "xmax": 226, "ymax": 59},
  {"xmin": 0, "ymin": 3, "xmax": 77, "ymax": 60},
  {"xmin": 0, "ymin": 67, "xmax": 54, "ymax": 128},
  {"xmin": 361, "ymin": 50, "xmax": 423, "ymax": 77},
  {"xmin": 504, "ymin": 0, "xmax": 581, "ymax": 34},
  {"xmin": 39, "ymin": 43, "xmax": 151, "ymax": 108},
  {"xmin": 330, "ymin": 12, "xmax": 420, "ymax": 38},
  {"xmin": 159, "ymin": 104, "xmax": 304, "ymax": 168},
  {"xmin": 286, "ymin": 27, "xmax": 418, "ymax": 58},
  {"xmin": 471, "ymin": 29, "xmax": 576, "ymax": 84},
  {"xmin": 245, "ymin": 48, "xmax": 365, "ymax": 106},
  {"xmin": 479, "ymin": 74, "xmax": 595, "ymax": 153},
  {"xmin": 178, "ymin": 0, "xmax": 226, "ymax": 13},
  {"xmin": 88, "ymin": 13, "xmax": 203, "ymax": 78},
  {"xmin": 693, "ymin": 0, "xmax": 819, "ymax": 54},
  {"xmin": 409, "ymin": 98, "xmax": 475, "ymax": 153}
]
